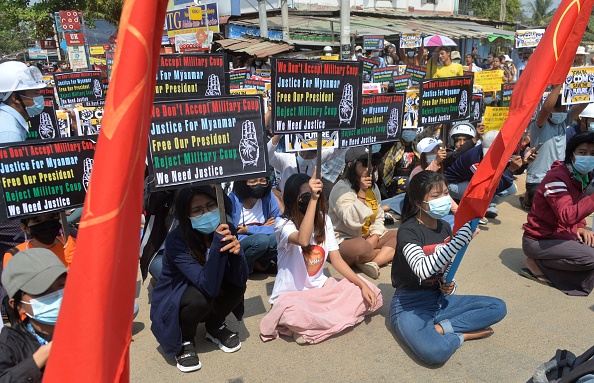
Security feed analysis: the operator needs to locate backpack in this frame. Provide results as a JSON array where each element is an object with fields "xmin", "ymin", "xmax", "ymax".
[{"xmin": 528, "ymin": 344, "xmax": 594, "ymax": 383}]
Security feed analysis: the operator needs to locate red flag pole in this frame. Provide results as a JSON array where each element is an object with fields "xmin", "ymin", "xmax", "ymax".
[{"xmin": 44, "ymin": 0, "xmax": 169, "ymax": 381}]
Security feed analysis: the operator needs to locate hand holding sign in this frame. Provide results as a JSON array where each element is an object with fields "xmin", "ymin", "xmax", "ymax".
[
  {"xmin": 386, "ymin": 108, "xmax": 399, "ymax": 138},
  {"xmin": 239, "ymin": 120, "xmax": 259, "ymax": 168},
  {"xmin": 339, "ymin": 83, "xmax": 354, "ymax": 125},
  {"xmin": 205, "ymin": 74, "xmax": 222, "ymax": 96}
]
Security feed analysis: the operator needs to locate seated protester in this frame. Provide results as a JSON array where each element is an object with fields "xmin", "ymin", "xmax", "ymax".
[
  {"xmin": 445, "ymin": 130, "xmax": 522, "ymax": 219},
  {"xmin": 150, "ymin": 186, "xmax": 248, "ymax": 373},
  {"xmin": 260, "ymin": 173, "xmax": 381, "ymax": 345},
  {"xmin": 0, "ymin": 248, "xmax": 67, "ymax": 381},
  {"xmin": 328, "ymin": 147, "xmax": 396, "ymax": 279},
  {"xmin": 409, "ymin": 138, "xmax": 457, "ymax": 228},
  {"xmin": 441, "ymin": 122, "xmax": 483, "ymax": 171},
  {"xmin": 522, "ymin": 132, "xmax": 594, "ymax": 296},
  {"xmin": 566, "ymin": 103, "xmax": 594, "ymax": 142},
  {"xmin": 523, "ymin": 85, "xmax": 587, "ymax": 211},
  {"xmin": 267, "ymin": 134, "xmax": 344, "ymax": 192},
  {"xmin": 229, "ymin": 177, "xmax": 281, "ymax": 274},
  {"xmin": 4, "ymin": 212, "xmax": 76, "ymax": 268},
  {"xmin": 390, "ymin": 171, "xmax": 506, "ymax": 365}
]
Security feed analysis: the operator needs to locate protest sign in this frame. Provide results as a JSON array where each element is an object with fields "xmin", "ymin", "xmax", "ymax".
[
  {"xmin": 400, "ymin": 34, "xmax": 422, "ymax": 49},
  {"xmin": 398, "ymin": 65, "xmax": 407, "ymax": 75},
  {"xmin": 321, "ymin": 55, "xmax": 340, "ymax": 61},
  {"xmin": 0, "ymin": 137, "xmax": 96, "ymax": 219},
  {"xmin": 54, "ymin": 111, "xmax": 71, "ymax": 138},
  {"xmin": 474, "ymin": 70, "xmax": 504, "ymax": 92},
  {"xmin": 393, "ymin": 74, "xmax": 412, "ymax": 91},
  {"xmin": 405, "ymin": 65, "xmax": 426, "ymax": 85},
  {"xmin": 244, "ymin": 78, "xmax": 268, "ymax": 94},
  {"xmin": 515, "ymin": 29, "xmax": 545, "ymax": 48},
  {"xmin": 148, "ymin": 96, "xmax": 267, "ymax": 190},
  {"xmin": 41, "ymin": 75, "xmax": 55, "ymax": 97},
  {"xmin": 340, "ymin": 93, "xmax": 405, "ymax": 147},
  {"xmin": 561, "ymin": 66, "xmax": 594, "ymax": 105},
  {"xmin": 284, "ymin": 131, "xmax": 339, "ymax": 152},
  {"xmin": 372, "ymin": 67, "xmax": 395, "ymax": 84},
  {"xmin": 501, "ymin": 83, "xmax": 514, "ymax": 107},
  {"xmin": 363, "ymin": 36, "xmax": 384, "ymax": 51},
  {"xmin": 154, "ymin": 53, "xmax": 228, "ymax": 101},
  {"xmin": 105, "ymin": 51, "xmax": 114, "ymax": 81},
  {"xmin": 358, "ymin": 57, "xmax": 379, "ymax": 82},
  {"xmin": 272, "ymin": 59, "xmax": 362, "ymax": 133},
  {"xmin": 75, "ymin": 105, "xmax": 104, "ymax": 135},
  {"xmin": 403, "ymin": 89, "xmax": 419, "ymax": 129},
  {"xmin": 230, "ymin": 88, "xmax": 257, "ymax": 95},
  {"xmin": 470, "ymin": 94, "xmax": 483, "ymax": 123},
  {"xmin": 256, "ymin": 68, "xmax": 271, "ymax": 77},
  {"xmin": 229, "ymin": 68, "xmax": 251, "ymax": 88},
  {"xmin": 483, "ymin": 106, "xmax": 509, "ymax": 132},
  {"xmin": 419, "ymin": 76, "xmax": 473, "ymax": 125},
  {"xmin": 54, "ymin": 71, "xmax": 104, "ymax": 106},
  {"xmin": 27, "ymin": 98, "xmax": 60, "ymax": 141}
]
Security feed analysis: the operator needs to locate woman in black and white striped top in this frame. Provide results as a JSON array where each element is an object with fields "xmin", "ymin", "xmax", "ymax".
[{"xmin": 388, "ymin": 170, "xmax": 507, "ymax": 365}]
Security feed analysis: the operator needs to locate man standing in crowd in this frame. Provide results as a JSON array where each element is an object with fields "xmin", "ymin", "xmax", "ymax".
[
  {"xmin": 432, "ymin": 46, "xmax": 464, "ymax": 78},
  {"xmin": 465, "ymin": 54, "xmax": 483, "ymax": 72},
  {"xmin": 511, "ymin": 47, "xmax": 532, "ymax": 78},
  {"xmin": 574, "ymin": 46, "xmax": 587, "ymax": 67}
]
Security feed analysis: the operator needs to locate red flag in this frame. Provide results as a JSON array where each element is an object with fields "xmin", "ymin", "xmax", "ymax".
[
  {"xmin": 44, "ymin": 0, "xmax": 168, "ymax": 381},
  {"xmin": 453, "ymin": 0, "xmax": 594, "ymax": 232}
]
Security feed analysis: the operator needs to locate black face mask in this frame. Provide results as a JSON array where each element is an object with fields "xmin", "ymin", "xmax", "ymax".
[
  {"xmin": 29, "ymin": 219, "xmax": 62, "ymax": 245},
  {"xmin": 298, "ymin": 192, "xmax": 312, "ymax": 214},
  {"xmin": 249, "ymin": 184, "xmax": 267, "ymax": 199}
]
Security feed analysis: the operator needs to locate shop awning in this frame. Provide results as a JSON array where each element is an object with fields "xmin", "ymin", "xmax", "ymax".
[{"xmin": 216, "ymin": 36, "xmax": 294, "ymax": 56}]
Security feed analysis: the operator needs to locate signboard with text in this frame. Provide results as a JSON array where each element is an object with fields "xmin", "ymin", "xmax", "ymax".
[
  {"xmin": 561, "ymin": 66, "xmax": 594, "ymax": 105},
  {"xmin": 54, "ymin": 71, "xmax": 104, "ymax": 106},
  {"xmin": 363, "ymin": 35, "xmax": 384, "ymax": 51},
  {"xmin": 515, "ymin": 29, "xmax": 545, "ymax": 48},
  {"xmin": 419, "ymin": 76, "xmax": 473, "ymax": 125}
]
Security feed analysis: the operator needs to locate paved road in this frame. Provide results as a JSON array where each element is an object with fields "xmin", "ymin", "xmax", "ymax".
[{"xmin": 130, "ymin": 174, "xmax": 594, "ymax": 382}]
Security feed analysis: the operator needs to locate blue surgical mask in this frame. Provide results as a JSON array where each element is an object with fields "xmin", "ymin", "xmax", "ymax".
[
  {"xmin": 573, "ymin": 155, "xmax": 594, "ymax": 174},
  {"xmin": 426, "ymin": 154, "xmax": 437, "ymax": 163},
  {"xmin": 484, "ymin": 96, "xmax": 493, "ymax": 105},
  {"xmin": 189, "ymin": 210, "xmax": 220, "ymax": 234},
  {"xmin": 373, "ymin": 51, "xmax": 379, "ymax": 57},
  {"xmin": 401, "ymin": 130, "xmax": 416, "ymax": 142},
  {"xmin": 588, "ymin": 122, "xmax": 594, "ymax": 132},
  {"xmin": 22, "ymin": 95, "xmax": 45, "ymax": 117},
  {"xmin": 297, "ymin": 154, "xmax": 314, "ymax": 169},
  {"xmin": 422, "ymin": 195, "xmax": 452, "ymax": 219},
  {"xmin": 407, "ymin": 51, "xmax": 415, "ymax": 57},
  {"xmin": 21, "ymin": 288, "xmax": 63, "ymax": 325},
  {"xmin": 254, "ymin": 61, "xmax": 262, "ymax": 66},
  {"xmin": 550, "ymin": 112, "xmax": 566, "ymax": 125}
]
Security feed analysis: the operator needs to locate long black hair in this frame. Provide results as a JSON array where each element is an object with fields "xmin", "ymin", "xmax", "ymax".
[
  {"xmin": 401, "ymin": 171, "xmax": 448, "ymax": 222},
  {"xmin": 282, "ymin": 173, "xmax": 327, "ymax": 245},
  {"xmin": 232, "ymin": 178, "xmax": 272, "ymax": 201}
]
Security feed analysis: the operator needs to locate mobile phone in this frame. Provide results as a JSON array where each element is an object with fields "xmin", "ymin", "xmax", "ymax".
[{"xmin": 534, "ymin": 143, "xmax": 543, "ymax": 152}]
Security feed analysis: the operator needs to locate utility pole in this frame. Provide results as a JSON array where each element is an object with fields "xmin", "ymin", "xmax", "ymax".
[
  {"xmin": 258, "ymin": 0, "xmax": 269, "ymax": 38},
  {"xmin": 340, "ymin": 0, "xmax": 351, "ymax": 60},
  {"xmin": 281, "ymin": 0, "xmax": 289, "ymax": 41},
  {"xmin": 500, "ymin": 0, "xmax": 506, "ymax": 21}
]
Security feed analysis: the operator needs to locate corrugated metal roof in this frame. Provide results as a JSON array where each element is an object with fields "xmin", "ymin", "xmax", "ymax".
[
  {"xmin": 216, "ymin": 37, "xmax": 294, "ymax": 56},
  {"xmin": 230, "ymin": 13, "xmax": 515, "ymax": 41}
]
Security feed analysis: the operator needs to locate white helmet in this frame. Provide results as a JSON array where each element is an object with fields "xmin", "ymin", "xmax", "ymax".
[
  {"xmin": 0, "ymin": 61, "xmax": 46, "ymax": 102},
  {"xmin": 579, "ymin": 103, "xmax": 594, "ymax": 118},
  {"xmin": 323, "ymin": 46, "xmax": 332, "ymax": 53},
  {"xmin": 449, "ymin": 123, "xmax": 476, "ymax": 139}
]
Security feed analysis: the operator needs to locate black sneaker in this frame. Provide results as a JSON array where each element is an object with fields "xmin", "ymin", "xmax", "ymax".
[
  {"xmin": 205, "ymin": 323, "xmax": 242, "ymax": 353},
  {"xmin": 175, "ymin": 342, "xmax": 201, "ymax": 372}
]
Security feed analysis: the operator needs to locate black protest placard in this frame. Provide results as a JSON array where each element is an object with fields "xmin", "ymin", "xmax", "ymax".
[
  {"xmin": 272, "ymin": 59, "xmax": 362, "ymax": 133},
  {"xmin": 244, "ymin": 78, "xmax": 267, "ymax": 94},
  {"xmin": 106, "ymin": 51, "xmax": 115, "ymax": 81},
  {"xmin": 393, "ymin": 74, "xmax": 412, "ymax": 91},
  {"xmin": 372, "ymin": 67, "xmax": 395, "ymax": 85},
  {"xmin": 340, "ymin": 93, "xmax": 405, "ymax": 147},
  {"xmin": 419, "ymin": 76, "xmax": 473, "ymax": 125},
  {"xmin": 229, "ymin": 68, "xmax": 251, "ymax": 89},
  {"xmin": 148, "ymin": 96, "xmax": 267, "ymax": 190},
  {"xmin": 54, "ymin": 71, "xmax": 105, "ymax": 106},
  {"xmin": 27, "ymin": 98, "xmax": 60, "ymax": 141},
  {"xmin": 358, "ymin": 57, "xmax": 378, "ymax": 82},
  {"xmin": 501, "ymin": 83, "xmax": 514, "ymax": 107},
  {"xmin": 0, "ymin": 137, "xmax": 96, "ymax": 219},
  {"xmin": 154, "ymin": 53, "xmax": 229, "ymax": 102},
  {"xmin": 405, "ymin": 65, "xmax": 426, "ymax": 85},
  {"xmin": 471, "ymin": 93, "xmax": 483, "ymax": 123},
  {"xmin": 363, "ymin": 35, "xmax": 384, "ymax": 51}
]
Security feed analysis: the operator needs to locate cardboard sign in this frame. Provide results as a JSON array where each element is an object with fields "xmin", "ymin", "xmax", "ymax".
[
  {"xmin": 363, "ymin": 36, "xmax": 384, "ymax": 51},
  {"xmin": 340, "ymin": 93, "xmax": 405, "ymax": 148},
  {"xmin": 419, "ymin": 76, "xmax": 473, "ymax": 125},
  {"xmin": 501, "ymin": 83, "xmax": 514, "ymax": 107},
  {"xmin": 148, "ymin": 96, "xmax": 267, "ymax": 190},
  {"xmin": 0, "ymin": 137, "xmax": 96, "ymax": 219},
  {"xmin": 515, "ymin": 29, "xmax": 545, "ymax": 48},
  {"xmin": 405, "ymin": 65, "xmax": 426, "ymax": 85},
  {"xmin": 272, "ymin": 59, "xmax": 363, "ymax": 133},
  {"xmin": 474, "ymin": 70, "xmax": 504, "ymax": 92},
  {"xmin": 561, "ymin": 66, "xmax": 594, "ymax": 105},
  {"xmin": 393, "ymin": 74, "xmax": 412, "ymax": 91},
  {"xmin": 483, "ymin": 106, "xmax": 510, "ymax": 132},
  {"xmin": 403, "ymin": 88, "xmax": 419, "ymax": 129},
  {"xmin": 284, "ymin": 131, "xmax": 339, "ymax": 152},
  {"xmin": 154, "ymin": 53, "xmax": 228, "ymax": 101},
  {"xmin": 372, "ymin": 67, "xmax": 395, "ymax": 84},
  {"xmin": 54, "ymin": 71, "xmax": 104, "ymax": 106},
  {"xmin": 400, "ymin": 34, "xmax": 422, "ymax": 49},
  {"xmin": 75, "ymin": 105, "xmax": 104, "ymax": 135},
  {"xmin": 26, "ymin": 98, "xmax": 63, "ymax": 141}
]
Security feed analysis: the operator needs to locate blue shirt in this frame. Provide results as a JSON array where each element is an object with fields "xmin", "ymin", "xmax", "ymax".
[{"xmin": 0, "ymin": 104, "xmax": 28, "ymax": 143}]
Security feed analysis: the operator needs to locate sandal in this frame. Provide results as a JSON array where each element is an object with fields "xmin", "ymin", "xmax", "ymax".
[
  {"xmin": 357, "ymin": 261, "xmax": 380, "ymax": 279},
  {"xmin": 519, "ymin": 268, "xmax": 554, "ymax": 287}
]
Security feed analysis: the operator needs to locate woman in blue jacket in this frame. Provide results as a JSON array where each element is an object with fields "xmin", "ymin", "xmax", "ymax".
[
  {"xmin": 229, "ymin": 177, "xmax": 281, "ymax": 273},
  {"xmin": 150, "ymin": 186, "xmax": 248, "ymax": 373}
]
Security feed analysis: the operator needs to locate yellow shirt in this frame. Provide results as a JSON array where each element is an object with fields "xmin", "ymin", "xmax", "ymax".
[
  {"xmin": 361, "ymin": 189, "xmax": 379, "ymax": 237},
  {"xmin": 434, "ymin": 63, "xmax": 464, "ymax": 78}
]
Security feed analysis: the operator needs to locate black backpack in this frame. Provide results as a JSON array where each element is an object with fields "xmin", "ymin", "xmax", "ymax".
[{"xmin": 528, "ymin": 344, "xmax": 594, "ymax": 383}]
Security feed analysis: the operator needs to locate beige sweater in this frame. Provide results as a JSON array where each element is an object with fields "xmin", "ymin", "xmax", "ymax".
[{"xmin": 328, "ymin": 179, "xmax": 387, "ymax": 244}]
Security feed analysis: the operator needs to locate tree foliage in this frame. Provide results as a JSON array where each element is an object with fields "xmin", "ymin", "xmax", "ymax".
[
  {"xmin": 469, "ymin": 0, "xmax": 525, "ymax": 23},
  {"xmin": 526, "ymin": 0, "xmax": 556, "ymax": 26}
]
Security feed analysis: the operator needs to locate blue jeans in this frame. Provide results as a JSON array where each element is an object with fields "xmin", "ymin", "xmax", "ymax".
[
  {"xmin": 389, "ymin": 288, "xmax": 506, "ymax": 365},
  {"xmin": 382, "ymin": 193, "xmax": 406, "ymax": 215},
  {"xmin": 148, "ymin": 252, "xmax": 163, "ymax": 280},
  {"xmin": 240, "ymin": 233, "xmax": 277, "ymax": 272},
  {"xmin": 448, "ymin": 182, "xmax": 517, "ymax": 208}
]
